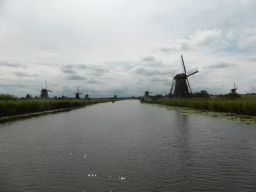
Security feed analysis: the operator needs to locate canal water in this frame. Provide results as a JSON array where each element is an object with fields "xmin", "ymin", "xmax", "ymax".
[{"xmin": 0, "ymin": 100, "xmax": 256, "ymax": 191}]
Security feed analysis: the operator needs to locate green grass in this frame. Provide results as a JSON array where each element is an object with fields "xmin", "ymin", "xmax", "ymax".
[
  {"xmin": 0, "ymin": 97, "xmax": 114, "ymax": 117},
  {"xmin": 140, "ymin": 95, "xmax": 256, "ymax": 116}
]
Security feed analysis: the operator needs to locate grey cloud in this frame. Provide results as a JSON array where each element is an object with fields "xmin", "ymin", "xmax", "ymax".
[
  {"xmin": 105, "ymin": 61, "xmax": 136, "ymax": 71},
  {"xmin": 106, "ymin": 60, "xmax": 164, "ymax": 73},
  {"xmin": 159, "ymin": 29, "xmax": 221, "ymax": 52},
  {"xmin": 0, "ymin": 61, "xmax": 21, "ymax": 68},
  {"xmin": 92, "ymin": 73, "xmax": 104, "ymax": 76},
  {"xmin": 91, "ymin": 65, "xmax": 109, "ymax": 73},
  {"xmin": 14, "ymin": 72, "xmax": 37, "ymax": 77},
  {"xmin": 132, "ymin": 66, "xmax": 155, "ymax": 76},
  {"xmin": 61, "ymin": 64, "xmax": 77, "ymax": 74},
  {"xmin": 67, "ymin": 74, "xmax": 87, "ymax": 80},
  {"xmin": 204, "ymin": 62, "xmax": 238, "ymax": 69},
  {"xmin": 61, "ymin": 63, "xmax": 109, "ymax": 75},
  {"xmin": 160, "ymin": 47, "xmax": 171, "ymax": 52},
  {"xmin": 0, "ymin": 83, "xmax": 28, "ymax": 88},
  {"xmin": 246, "ymin": 58, "xmax": 256, "ymax": 62},
  {"xmin": 61, "ymin": 68, "xmax": 76, "ymax": 74},
  {"xmin": 131, "ymin": 66, "xmax": 172, "ymax": 76},
  {"xmin": 149, "ymin": 77, "xmax": 168, "ymax": 83},
  {"xmin": 78, "ymin": 64, "xmax": 87, "ymax": 69},
  {"xmin": 142, "ymin": 56, "xmax": 155, "ymax": 62},
  {"xmin": 64, "ymin": 64, "xmax": 75, "ymax": 69},
  {"xmin": 87, "ymin": 77, "xmax": 101, "ymax": 84}
]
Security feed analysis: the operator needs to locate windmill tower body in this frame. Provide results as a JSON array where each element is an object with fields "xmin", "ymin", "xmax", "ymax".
[
  {"xmin": 144, "ymin": 91, "xmax": 150, "ymax": 97},
  {"xmin": 170, "ymin": 55, "xmax": 198, "ymax": 98},
  {"xmin": 41, "ymin": 89, "xmax": 49, "ymax": 98},
  {"xmin": 173, "ymin": 74, "xmax": 189, "ymax": 97}
]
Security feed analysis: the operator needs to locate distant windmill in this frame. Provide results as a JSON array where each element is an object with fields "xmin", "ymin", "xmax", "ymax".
[
  {"xmin": 169, "ymin": 55, "xmax": 198, "ymax": 98},
  {"xmin": 40, "ymin": 81, "xmax": 52, "ymax": 98},
  {"xmin": 114, "ymin": 91, "xmax": 117, "ymax": 99},
  {"xmin": 73, "ymin": 87, "xmax": 84, "ymax": 99},
  {"xmin": 85, "ymin": 91, "xmax": 89, "ymax": 98},
  {"xmin": 230, "ymin": 83, "xmax": 238, "ymax": 93},
  {"xmin": 144, "ymin": 86, "xmax": 152, "ymax": 97}
]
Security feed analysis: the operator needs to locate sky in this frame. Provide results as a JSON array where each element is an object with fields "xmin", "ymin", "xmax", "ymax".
[{"xmin": 0, "ymin": 0, "xmax": 256, "ymax": 98}]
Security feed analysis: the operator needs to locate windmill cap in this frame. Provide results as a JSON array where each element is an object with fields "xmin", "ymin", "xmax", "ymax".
[{"xmin": 174, "ymin": 73, "xmax": 187, "ymax": 79}]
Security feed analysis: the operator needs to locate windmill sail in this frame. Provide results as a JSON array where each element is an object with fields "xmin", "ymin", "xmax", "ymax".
[
  {"xmin": 180, "ymin": 54, "xmax": 186, "ymax": 74},
  {"xmin": 170, "ymin": 80, "xmax": 175, "ymax": 94},
  {"xmin": 187, "ymin": 68, "xmax": 199, "ymax": 77}
]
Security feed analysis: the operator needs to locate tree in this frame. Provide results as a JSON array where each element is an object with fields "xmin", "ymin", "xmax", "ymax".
[
  {"xmin": 25, "ymin": 94, "xmax": 33, "ymax": 99},
  {"xmin": 193, "ymin": 90, "xmax": 210, "ymax": 98}
]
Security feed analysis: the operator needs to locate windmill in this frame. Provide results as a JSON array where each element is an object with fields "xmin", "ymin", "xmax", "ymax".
[
  {"xmin": 62, "ymin": 92, "xmax": 66, "ymax": 99},
  {"xmin": 73, "ymin": 87, "xmax": 84, "ymax": 99},
  {"xmin": 114, "ymin": 91, "xmax": 117, "ymax": 99},
  {"xmin": 40, "ymin": 81, "xmax": 52, "ymax": 98},
  {"xmin": 169, "ymin": 55, "xmax": 198, "ymax": 98},
  {"xmin": 144, "ymin": 86, "xmax": 152, "ymax": 97},
  {"xmin": 230, "ymin": 83, "xmax": 238, "ymax": 93},
  {"xmin": 85, "ymin": 91, "xmax": 89, "ymax": 98}
]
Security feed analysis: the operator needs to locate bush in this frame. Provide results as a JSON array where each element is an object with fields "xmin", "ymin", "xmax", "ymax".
[
  {"xmin": 0, "ymin": 98, "xmax": 115, "ymax": 117},
  {"xmin": 0, "ymin": 94, "xmax": 18, "ymax": 101},
  {"xmin": 142, "ymin": 96, "xmax": 256, "ymax": 116},
  {"xmin": 220, "ymin": 93, "xmax": 241, "ymax": 100},
  {"xmin": 193, "ymin": 90, "xmax": 210, "ymax": 98}
]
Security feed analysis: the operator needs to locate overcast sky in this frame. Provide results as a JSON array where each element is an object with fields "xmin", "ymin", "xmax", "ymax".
[{"xmin": 0, "ymin": 0, "xmax": 256, "ymax": 98}]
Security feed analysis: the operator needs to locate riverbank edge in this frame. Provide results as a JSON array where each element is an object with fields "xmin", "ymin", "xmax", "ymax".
[
  {"xmin": 0, "ymin": 108, "xmax": 76, "ymax": 123},
  {"xmin": 0, "ymin": 100, "xmax": 116, "ymax": 123},
  {"xmin": 141, "ymin": 100, "xmax": 256, "ymax": 124}
]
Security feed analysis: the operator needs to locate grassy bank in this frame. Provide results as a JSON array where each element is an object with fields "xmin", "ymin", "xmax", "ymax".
[
  {"xmin": 140, "ymin": 95, "xmax": 256, "ymax": 116},
  {"xmin": 0, "ymin": 97, "xmax": 114, "ymax": 117}
]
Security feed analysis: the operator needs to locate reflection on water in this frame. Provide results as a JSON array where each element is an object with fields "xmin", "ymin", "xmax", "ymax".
[
  {"xmin": 173, "ymin": 113, "xmax": 191, "ymax": 166},
  {"xmin": 0, "ymin": 100, "xmax": 256, "ymax": 191}
]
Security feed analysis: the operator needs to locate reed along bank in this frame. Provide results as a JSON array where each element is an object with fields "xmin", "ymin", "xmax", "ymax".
[
  {"xmin": 0, "ymin": 95, "xmax": 115, "ymax": 118},
  {"xmin": 140, "ymin": 94, "xmax": 256, "ymax": 116}
]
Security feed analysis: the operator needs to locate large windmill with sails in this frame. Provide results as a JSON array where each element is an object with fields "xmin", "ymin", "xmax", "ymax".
[
  {"xmin": 144, "ymin": 86, "xmax": 152, "ymax": 97},
  {"xmin": 85, "ymin": 91, "xmax": 89, "ymax": 98},
  {"xmin": 170, "ymin": 55, "xmax": 198, "ymax": 98},
  {"xmin": 40, "ymin": 81, "xmax": 52, "ymax": 98},
  {"xmin": 230, "ymin": 83, "xmax": 238, "ymax": 93},
  {"xmin": 73, "ymin": 87, "xmax": 84, "ymax": 99}
]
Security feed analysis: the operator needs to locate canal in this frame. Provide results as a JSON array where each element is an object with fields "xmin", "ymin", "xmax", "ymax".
[{"xmin": 1, "ymin": 100, "xmax": 256, "ymax": 191}]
